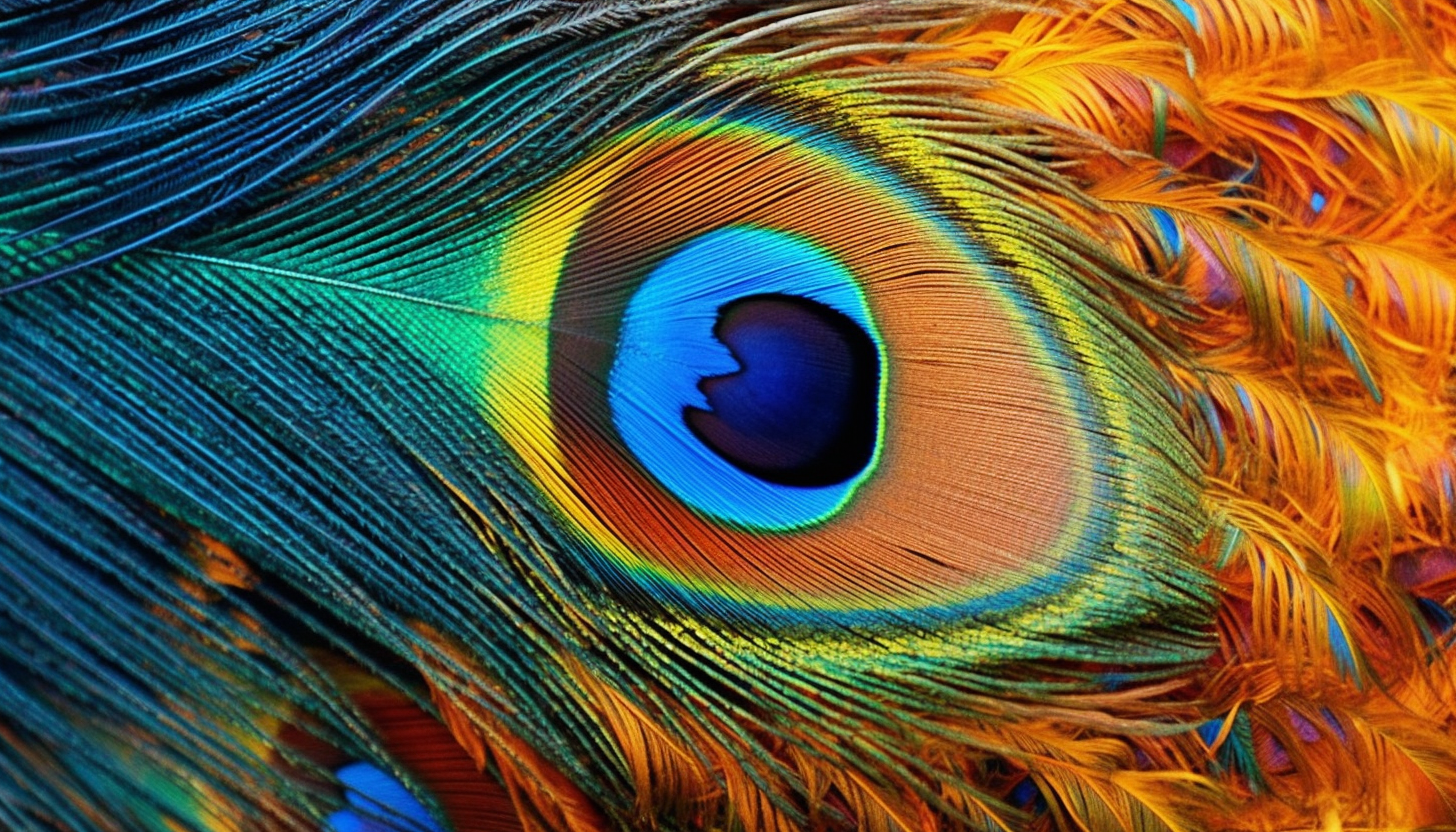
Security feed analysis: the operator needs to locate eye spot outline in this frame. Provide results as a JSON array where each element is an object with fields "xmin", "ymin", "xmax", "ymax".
[
  {"xmin": 481, "ymin": 114, "xmax": 1101, "ymax": 621},
  {"xmin": 476, "ymin": 110, "xmax": 1207, "ymax": 637}
]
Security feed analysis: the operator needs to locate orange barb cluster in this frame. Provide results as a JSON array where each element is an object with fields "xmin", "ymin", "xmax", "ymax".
[{"xmin": 820, "ymin": 0, "xmax": 1456, "ymax": 825}]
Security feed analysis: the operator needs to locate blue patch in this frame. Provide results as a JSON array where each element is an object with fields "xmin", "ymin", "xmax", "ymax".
[
  {"xmin": 1200, "ymin": 714, "xmax": 1267, "ymax": 791},
  {"xmin": 1310, "ymin": 191, "xmax": 1327, "ymax": 213},
  {"xmin": 1325, "ymin": 608, "xmax": 1359, "ymax": 681},
  {"xmin": 1416, "ymin": 598, "xmax": 1456, "ymax": 644},
  {"xmin": 1198, "ymin": 718, "xmax": 1224, "ymax": 747},
  {"xmin": 325, "ymin": 762, "xmax": 445, "ymax": 832},
  {"xmin": 1150, "ymin": 208, "xmax": 1183, "ymax": 255},
  {"xmin": 1420, "ymin": 597, "xmax": 1455, "ymax": 631},
  {"xmin": 1008, "ymin": 775, "xmax": 1046, "ymax": 813},
  {"xmin": 609, "ymin": 226, "xmax": 882, "ymax": 530},
  {"xmin": 1170, "ymin": 0, "xmax": 1201, "ymax": 29},
  {"xmin": 1319, "ymin": 708, "xmax": 1349, "ymax": 742}
]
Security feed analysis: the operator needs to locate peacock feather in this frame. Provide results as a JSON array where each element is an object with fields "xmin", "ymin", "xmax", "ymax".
[{"xmin": 2, "ymin": 0, "xmax": 1455, "ymax": 829}]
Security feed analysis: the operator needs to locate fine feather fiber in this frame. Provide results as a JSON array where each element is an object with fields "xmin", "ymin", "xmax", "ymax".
[{"xmin": 3, "ymin": 0, "xmax": 1456, "ymax": 830}]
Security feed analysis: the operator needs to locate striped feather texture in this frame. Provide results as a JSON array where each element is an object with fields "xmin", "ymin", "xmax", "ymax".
[{"xmin": 3, "ymin": 0, "xmax": 1456, "ymax": 830}]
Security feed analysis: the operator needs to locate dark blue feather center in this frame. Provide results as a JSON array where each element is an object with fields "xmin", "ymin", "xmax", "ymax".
[{"xmin": 685, "ymin": 294, "xmax": 879, "ymax": 487}]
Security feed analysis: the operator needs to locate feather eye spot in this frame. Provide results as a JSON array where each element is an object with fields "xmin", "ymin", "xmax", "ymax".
[{"xmin": 485, "ymin": 116, "xmax": 1207, "ymax": 625}]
